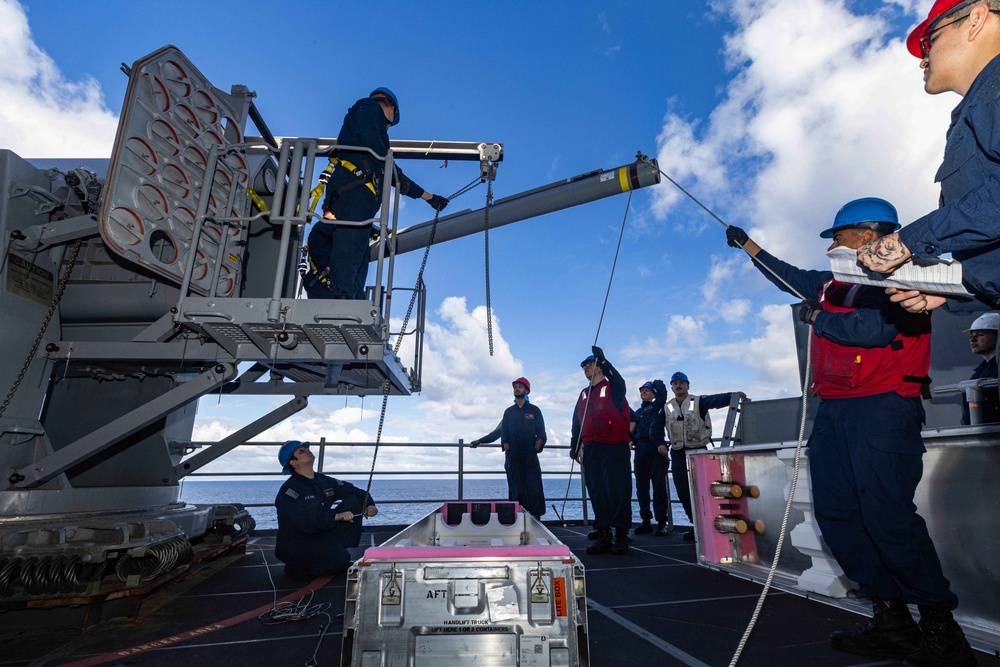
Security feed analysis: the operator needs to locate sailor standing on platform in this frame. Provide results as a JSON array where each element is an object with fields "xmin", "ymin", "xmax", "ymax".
[
  {"xmin": 274, "ymin": 441, "xmax": 377, "ymax": 576},
  {"xmin": 571, "ymin": 346, "xmax": 632, "ymax": 556},
  {"xmin": 303, "ymin": 88, "xmax": 449, "ymax": 300}
]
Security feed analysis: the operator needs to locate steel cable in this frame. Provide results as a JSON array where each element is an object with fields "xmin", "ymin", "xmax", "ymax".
[
  {"xmin": 558, "ymin": 191, "xmax": 633, "ymax": 521},
  {"xmin": 634, "ymin": 151, "xmax": 813, "ymax": 666}
]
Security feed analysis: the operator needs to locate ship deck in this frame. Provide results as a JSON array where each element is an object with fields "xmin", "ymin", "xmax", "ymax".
[{"xmin": 5, "ymin": 524, "xmax": 999, "ymax": 667}]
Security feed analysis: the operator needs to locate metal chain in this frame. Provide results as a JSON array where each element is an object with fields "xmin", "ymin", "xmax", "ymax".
[
  {"xmin": 484, "ymin": 177, "xmax": 495, "ymax": 357},
  {"xmin": 0, "ymin": 240, "xmax": 83, "ymax": 422},
  {"xmin": 357, "ymin": 171, "xmax": 493, "ymax": 515},
  {"xmin": 361, "ymin": 209, "xmax": 443, "ymax": 515}
]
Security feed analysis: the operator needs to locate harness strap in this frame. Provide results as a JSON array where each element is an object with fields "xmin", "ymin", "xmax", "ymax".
[
  {"xmin": 308, "ymin": 158, "xmax": 378, "ymax": 215},
  {"xmin": 307, "ymin": 255, "xmax": 333, "ymax": 291}
]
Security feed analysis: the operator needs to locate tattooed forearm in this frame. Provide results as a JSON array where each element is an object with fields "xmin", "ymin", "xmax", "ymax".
[{"xmin": 857, "ymin": 233, "xmax": 911, "ymax": 273}]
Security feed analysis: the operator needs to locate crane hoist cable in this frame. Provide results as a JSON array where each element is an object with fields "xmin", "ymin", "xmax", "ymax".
[
  {"xmin": 634, "ymin": 150, "xmax": 812, "ymax": 667},
  {"xmin": 555, "ymin": 190, "xmax": 632, "ymax": 523}
]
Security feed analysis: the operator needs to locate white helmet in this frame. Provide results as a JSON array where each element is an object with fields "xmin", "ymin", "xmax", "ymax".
[{"xmin": 964, "ymin": 312, "xmax": 1000, "ymax": 334}]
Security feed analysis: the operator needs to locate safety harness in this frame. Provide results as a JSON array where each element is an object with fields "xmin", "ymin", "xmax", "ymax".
[{"xmin": 309, "ymin": 157, "xmax": 378, "ymax": 212}]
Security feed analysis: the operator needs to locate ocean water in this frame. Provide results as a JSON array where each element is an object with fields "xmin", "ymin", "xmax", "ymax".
[{"xmin": 179, "ymin": 477, "xmax": 692, "ymax": 531}]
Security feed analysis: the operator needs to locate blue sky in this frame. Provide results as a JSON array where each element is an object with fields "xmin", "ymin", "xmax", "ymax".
[{"xmin": 3, "ymin": 0, "xmax": 953, "ymax": 477}]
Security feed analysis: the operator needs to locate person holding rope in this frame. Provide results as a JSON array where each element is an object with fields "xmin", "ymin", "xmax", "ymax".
[
  {"xmin": 571, "ymin": 346, "xmax": 632, "ymax": 555},
  {"xmin": 727, "ymin": 198, "xmax": 975, "ymax": 666},
  {"xmin": 274, "ymin": 441, "xmax": 378, "ymax": 576},
  {"xmin": 631, "ymin": 379, "xmax": 670, "ymax": 536},
  {"xmin": 665, "ymin": 372, "xmax": 745, "ymax": 541},
  {"xmin": 304, "ymin": 87, "xmax": 449, "ymax": 300}
]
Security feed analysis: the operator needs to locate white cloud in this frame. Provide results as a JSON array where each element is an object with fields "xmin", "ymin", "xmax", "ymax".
[
  {"xmin": 652, "ymin": 0, "xmax": 953, "ymax": 265},
  {"xmin": 0, "ymin": 0, "xmax": 118, "ymax": 157}
]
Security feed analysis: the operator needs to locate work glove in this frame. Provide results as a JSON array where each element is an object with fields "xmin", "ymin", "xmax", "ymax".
[
  {"xmin": 653, "ymin": 379, "xmax": 667, "ymax": 399},
  {"xmin": 470, "ymin": 439, "xmax": 480, "ymax": 448},
  {"xmin": 591, "ymin": 345, "xmax": 605, "ymax": 365},
  {"xmin": 428, "ymin": 194, "xmax": 449, "ymax": 211},
  {"xmin": 798, "ymin": 299, "xmax": 823, "ymax": 325},
  {"xmin": 726, "ymin": 225, "xmax": 750, "ymax": 249}
]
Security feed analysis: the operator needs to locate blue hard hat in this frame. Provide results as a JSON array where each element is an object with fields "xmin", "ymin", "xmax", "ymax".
[
  {"xmin": 580, "ymin": 354, "xmax": 596, "ymax": 368},
  {"xmin": 820, "ymin": 197, "xmax": 900, "ymax": 239},
  {"xmin": 670, "ymin": 372, "xmax": 689, "ymax": 384},
  {"xmin": 278, "ymin": 440, "xmax": 309, "ymax": 474},
  {"xmin": 640, "ymin": 381, "xmax": 656, "ymax": 391},
  {"xmin": 370, "ymin": 87, "xmax": 400, "ymax": 126}
]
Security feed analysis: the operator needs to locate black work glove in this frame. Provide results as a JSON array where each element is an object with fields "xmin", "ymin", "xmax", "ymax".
[
  {"xmin": 591, "ymin": 345, "xmax": 605, "ymax": 365},
  {"xmin": 653, "ymin": 379, "xmax": 667, "ymax": 399},
  {"xmin": 798, "ymin": 299, "xmax": 823, "ymax": 325},
  {"xmin": 727, "ymin": 225, "xmax": 750, "ymax": 248},
  {"xmin": 428, "ymin": 194, "xmax": 449, "ymax": 211}
]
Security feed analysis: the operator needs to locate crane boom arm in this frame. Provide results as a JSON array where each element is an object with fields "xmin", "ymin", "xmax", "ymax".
[{"xmin": 375, "ymin": 159, "xmax": 660, "ymax": 258}]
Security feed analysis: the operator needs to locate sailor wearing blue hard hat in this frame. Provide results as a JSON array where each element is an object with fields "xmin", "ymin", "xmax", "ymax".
[
  {"xmin": 725, "ymin": 201, "xmax": 970, "ymax": 664},
  {"xmin": 303, "ymin": 86, "xmax": 450, "ymax": 300},
  {"xmin": 820, "ymin": 197, "xmax": 900, "ymax": 239},
  {"xmin": 631, "ymin": 379, "xmax": 669, "ymax": 537},
  {"xmin": 664, "ymin": 372, "xmax": 745, "ymax": 541},
  {"xmin": 273, "ymin": 440, "xmax": 378, "ymax": 576}
]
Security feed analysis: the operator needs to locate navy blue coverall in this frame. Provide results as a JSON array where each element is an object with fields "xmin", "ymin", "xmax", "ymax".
[
  {"xmin": 752, "ymin": 249, "xmax": 958, "ymax": 609},
  {"xmin": 962, "ymin": 356, "xmax": 999, "ymax": 425},
  {"xmin": 500, "ymin": 400, "xmax": 547, "ymax": 518},
  {"xmin": 571, "ymin": 358, "xmax": 632, "ymax": 532},
  {"xmin": 898, "ymin": 53, "xmax": 1000, "ymax": 312},
  {"xmin": 473, "ymin": 422, "xmax": 516, "ymax": 502},
  {"xmin": 274, "ymin": 472, "xmax": 374, "ymax": 575},
  {"xmin": 668, "ymin": 393, "xmax": 736, "ymax": 523},
  {"xmin": 304, "ymin": 97, "xmax": 427, "ymax": 299},
  {"xmin": 631, "ymin": 382, "xmax": 668, "ymax": 525}
]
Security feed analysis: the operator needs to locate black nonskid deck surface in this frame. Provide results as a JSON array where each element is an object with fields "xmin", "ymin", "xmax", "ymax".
[{"xmin": 4, "ymin": 526, "xmax": 998, "ymax": 667}]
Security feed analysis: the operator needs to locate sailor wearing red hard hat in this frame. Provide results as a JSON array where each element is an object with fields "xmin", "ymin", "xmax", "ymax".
[{"xmin": 857, "ymin": 0, "xmax": 1000, "ymax": 324}]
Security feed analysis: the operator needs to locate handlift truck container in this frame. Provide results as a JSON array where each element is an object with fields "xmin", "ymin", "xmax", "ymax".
[{"xmin": 341, "ymin": 501, "xmax": 590, "ymax": 667}]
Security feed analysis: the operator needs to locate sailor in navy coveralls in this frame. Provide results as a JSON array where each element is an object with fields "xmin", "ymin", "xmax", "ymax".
[{"xmin": 274, "ymin": 441, "xmax": 377, "ymax": 575}]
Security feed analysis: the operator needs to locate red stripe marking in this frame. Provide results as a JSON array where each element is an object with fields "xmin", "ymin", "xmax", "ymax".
[{"xmin": 61, "ymin": 575, "xmax": 333, "ymax": 666}]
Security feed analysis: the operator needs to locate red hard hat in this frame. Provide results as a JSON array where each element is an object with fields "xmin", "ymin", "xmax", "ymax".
[
  {"xmin": 907, "ymin": 0, "xmax": 972, "ymax": 58},
  {"xmin": 512, "ymin": 377, "xmax": 531, "ymax": 393}
]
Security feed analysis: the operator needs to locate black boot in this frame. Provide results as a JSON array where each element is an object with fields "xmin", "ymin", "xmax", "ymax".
[
  {"xmin": 654, "ymin": 523, "xmax": 669, "ymax": 536},
  {"xmin": 829, "ymin": 598, "xmax": 922, "ymax": 659},
  {"xmin": 634, "ymin": 519, "xmax": 653, "ymax": 534},
  {"xmin": 610, "ymin": 528, "xmax": 629, "ymax": 555},
  {"xmin": 903, "ymin": 606, "xmax": 978, "ymax": 667},
  {"xmin": 586, "ymin": 527, "xmax": 612, "ymax": 555}
]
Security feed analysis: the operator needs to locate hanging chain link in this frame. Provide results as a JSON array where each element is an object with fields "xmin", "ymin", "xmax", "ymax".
[
  {"xmin": 0, "ymin": 240, "xmax": 84, "ymax": 422},
  {"xmin": 361, "ymin": 208, "xmax": 443, "ymax": 515},
  {"xmin": 484, "ymin": 175, "xmax": 495, "ymax": 356}
]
